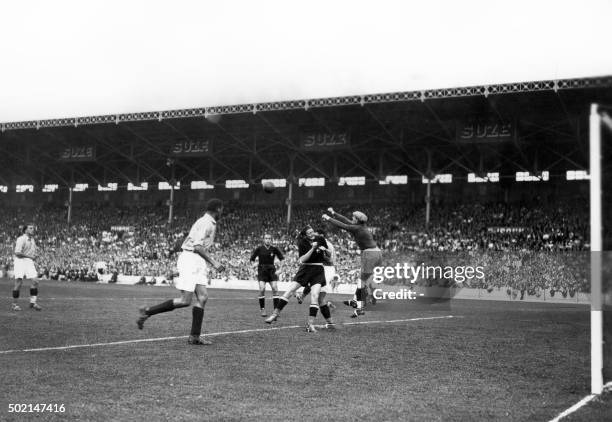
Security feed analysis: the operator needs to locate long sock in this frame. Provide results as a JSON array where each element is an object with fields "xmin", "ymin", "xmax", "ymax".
[
  {"xmin": 308, "ymin": 304, "xmax": 319, "ymax": 325},
  {"xmin": 272, "ymin": 295, "xmax": 279, "ymax": 308},
  {"xmin": 302, "ymin": 285, "xmax": 311, "ymax": 297},
  {"xmin": 320, "ymin": 304, "xmax": 331, "ymax": 321},
  {"xmin": 12, "ymin": 289, "xmax": 20, "ymax": 299},
  {"xmin": 190, "ymin": 306, "xmax": 204, "ymax": 336},
  {"xmin": 275, "ymin": 297, "xmax": 289, "ymax": 313},
  {"xmin": 355, "ymin": 287, "xmax": 364, "ymax": 309},
  {"xmin": 145, "ymin": 299, "xmax": 175, "ymax": 316},
  {"xmin": 258, "ymin": 296, "xmax": 265, "ymax": 309},
  {"xmin": 30, "ymin": 288, "xmax": 38, "ymax": 304}
]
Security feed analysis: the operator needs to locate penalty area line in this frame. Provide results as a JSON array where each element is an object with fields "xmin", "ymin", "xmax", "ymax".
[
  {"xmin": 0, "ymin": 315, "xmax": 456, "ymax": 355},
  {"xmin": 548, "ymin": 381, "xmax": 612, "ymax": 422}
]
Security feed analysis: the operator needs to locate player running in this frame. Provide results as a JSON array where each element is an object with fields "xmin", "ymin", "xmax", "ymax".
[
  {"xmin": 11, "ymin": 224, "xmax": 41, "ymax": 311},
  {"xmin": 137, "ymin": 199, "xmax": 225, "ymax": 346},
  {"xmin": 250, "ymin": 234, "xmax": 284, "ymax": 317},
  {"xmin": 322, "ymin": 207, "xmax": 382, "ymax": 317},
  {"xmin": 265, "ymin": 226, "xmax": 334, "ymax": 332}
]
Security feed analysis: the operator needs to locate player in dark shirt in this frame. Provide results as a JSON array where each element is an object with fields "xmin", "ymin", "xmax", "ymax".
[
  {"xmin": 265, "ymin": 226, "xmax": 334, "ymax": 332},
  {"xmin": 295, "ymin": 227, "xmax": 337, "ymax": 326},
  {"xmin": 322, "ymin": 207, "xmax": 383, "ymax": 317},
  {"xmin": 250, "ymin": 234, "xmax": 284, "ymax": 316}
]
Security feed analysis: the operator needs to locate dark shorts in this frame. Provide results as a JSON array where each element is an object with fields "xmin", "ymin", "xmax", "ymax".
[
  {"xmin": 294, "ymin": 265, "xmax": 326, "ymax": 288},
  {"xmin": 361, "ymin": 249, "xmax": 383, "ymax": 279},
  {"xmin": 258, "ymin": 266, "xmax": 278, "ymax": 283}
]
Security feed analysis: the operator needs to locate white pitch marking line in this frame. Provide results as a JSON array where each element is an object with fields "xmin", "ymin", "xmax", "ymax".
[
  {"xmin": 0, "ymin": 315, "xmax": 455, "ymax": 355},
  {"xmin": 18, "ymin": 296, "xmax": 263, "ymax": 301},
  {"xmin": 0, "ymin": 325, "xmax": 302, "ymax": 355},
  {"xmin": 548, "ymin": 381, "xmax": 612, "ymax": 422},
  {"xmin": 342, "ymin": 315, "xmax": 458, "ymax": 326}
]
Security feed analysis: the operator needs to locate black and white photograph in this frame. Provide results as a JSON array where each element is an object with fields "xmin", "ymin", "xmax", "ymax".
[{"xmin": 1, "ymin": 1, "xmax": 612, "ymax": 420}]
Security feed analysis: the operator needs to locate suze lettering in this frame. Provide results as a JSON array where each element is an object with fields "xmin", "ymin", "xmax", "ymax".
[
  {"xmin": 302, "ymin": 133, "xmax": 349, "ymax": 148},
  {"xmin": 60, "ymin": 146, "xmax": 94, "ymax": 160},
  {"xmin": 460, "ymin": 123, "xmax": 512, "ymax": 140},
  {"xmin": 172, "ymin": 140, "xmax": 209, "ymax": 155}
]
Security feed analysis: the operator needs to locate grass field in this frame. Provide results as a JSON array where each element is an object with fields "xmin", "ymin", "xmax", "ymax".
[{"xmin": 0, "ymin": 278, "xmax": 608, "ymax": 421}]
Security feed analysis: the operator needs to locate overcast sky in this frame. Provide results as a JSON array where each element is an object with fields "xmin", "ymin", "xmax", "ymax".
[{"xmin": 1, "ymin": 0, "xmax": 611, "ymax": 122}]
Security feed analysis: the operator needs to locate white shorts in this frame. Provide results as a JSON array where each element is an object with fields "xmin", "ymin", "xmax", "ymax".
[
  {"xmin": 322, "ymin": 266, "xmax": 336, "ymax": 293},
  {"xmin": 173, "ymin": 252, "xmax": 209, "ymax": 292},
  {"xmin": 14, "ymin": 257, "xmax": 37, "ymax": 279}
]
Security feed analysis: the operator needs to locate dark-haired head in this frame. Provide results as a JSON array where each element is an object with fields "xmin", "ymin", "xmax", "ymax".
[
  {"xmin": 299, "ymin": 225, "xmax": 313, "ymax": 238},
  {"xmin": 205, "ymin": 198, "xmax": 224, "ymax": 218}
]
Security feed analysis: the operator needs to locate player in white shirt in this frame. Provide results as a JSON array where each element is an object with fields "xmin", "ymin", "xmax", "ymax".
[
  {"xmin": 12, "ymin": 224, "xmax": 41, "ymax": 311},
  {"xmin": 137, "ymin": 199, "xmax": 225, "ymax": 346}
]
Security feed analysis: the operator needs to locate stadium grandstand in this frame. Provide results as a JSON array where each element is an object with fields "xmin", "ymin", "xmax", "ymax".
[
  {"xmin": 0, "ymin": 76, "xmax": 610, "ymax": 293},
  {"xmin": 2, "ymin": 74, "xmax": 612, "ymax": 421},
  {"xmin": 6, "ymin": 0, "xmax": 612, "ymax": 417}
]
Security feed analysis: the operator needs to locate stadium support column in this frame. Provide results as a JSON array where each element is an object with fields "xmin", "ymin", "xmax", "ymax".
[
  {"xmin": 286, "ymin": 154, "xmax": 295, "ymax": 230},
  {"xmin": 425, "ymin": 182, "xmax": 431, "ymax": 227},
  {"xmin": 287, "ymin": 181, "xmax": 293, "ymax": 228},
  {"xmin": 425, "ymin": 150, "xmax": 432, "ymax": 228},
  {"xmin": 67, "ymin": 186, "xmax": 73, "ymax": 226},
  {"xmin": 168, "ymin": 160, "xmax": 175, "ymax": 225},
  {"xmin": 168, "ymin": 184, "xmax": 175, "ymax": 225},
  {"xmin": 590, "ymin": 103, "xmax": 603, "ymax": 394}
]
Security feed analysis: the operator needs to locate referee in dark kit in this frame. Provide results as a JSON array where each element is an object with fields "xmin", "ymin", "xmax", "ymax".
[{"xmin": 250, "ymin": 234, "xmax": 284, "ymax": 316}]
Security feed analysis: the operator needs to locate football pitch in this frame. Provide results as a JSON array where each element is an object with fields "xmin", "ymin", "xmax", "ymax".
[{"xmin": 0, "ymin": 278, "xmax": 609, "ymax": 421}]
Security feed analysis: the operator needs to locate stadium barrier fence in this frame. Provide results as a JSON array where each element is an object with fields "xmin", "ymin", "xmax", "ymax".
[{"xmin": 93, "ymin": 274, "xmax": 590, "ymax": 304}]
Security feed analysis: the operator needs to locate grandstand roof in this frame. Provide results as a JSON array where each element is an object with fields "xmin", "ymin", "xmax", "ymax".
[{"xmin": 0, "ymin": 76, "xmax": 611, "ymax": 188}]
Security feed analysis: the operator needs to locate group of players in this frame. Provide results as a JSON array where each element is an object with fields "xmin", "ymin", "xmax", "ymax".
[
  {"xmin": 9, "ymin": 199, "xmax": 382, "ymax": 347},
  {"xmin": 136, "ymin": 199, "xmax": 382, "ymax": 345}
]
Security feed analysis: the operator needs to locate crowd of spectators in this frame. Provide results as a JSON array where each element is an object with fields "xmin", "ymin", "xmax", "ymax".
[{"xmin": 0, "ymin": 200, "xmax": 591, "ymax": 294}]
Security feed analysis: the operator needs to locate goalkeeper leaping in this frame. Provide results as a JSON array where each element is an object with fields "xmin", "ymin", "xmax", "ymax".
[{"xmin": 322, "ymin": 208, "xmax": 382, "ymax": 317}]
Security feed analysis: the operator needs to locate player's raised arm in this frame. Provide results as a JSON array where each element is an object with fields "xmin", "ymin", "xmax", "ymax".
[
  {"xmin": 322, "ymin": 214, "xmax": 357, "ymax": 232},
  {"xmin": 327, "ymin": 207, "xmax": 353, "ymax": 224}
]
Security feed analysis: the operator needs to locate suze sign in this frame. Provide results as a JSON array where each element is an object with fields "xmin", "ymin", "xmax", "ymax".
[
  {"xmin": 457, "ymin": 121, "xmax": 514, "ymax": 143},
  {"xmin": 301, "ymin": 133, "xmax": 350, "ymax": 150},
  {"xmin": 59, "ymin": 146, "xmax": 96, "ymax": 162},
  {"xmin": 171, "ymin": 140, "xmax": 211, "ymax": 156}
]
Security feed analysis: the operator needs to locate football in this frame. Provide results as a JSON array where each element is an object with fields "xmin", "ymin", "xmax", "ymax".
[{"xmin": 262, "ymin": 181, "xmax": 275, "ymax": 193}]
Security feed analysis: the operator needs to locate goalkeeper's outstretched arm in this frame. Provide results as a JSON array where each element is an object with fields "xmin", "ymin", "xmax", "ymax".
[
  {"xmin": 322, "ymin": 214, "xmax": 358, "ymax": 233},
  {"xmin": 327, "ymin": 207, "xmax": 352, "ymax": 224}
]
